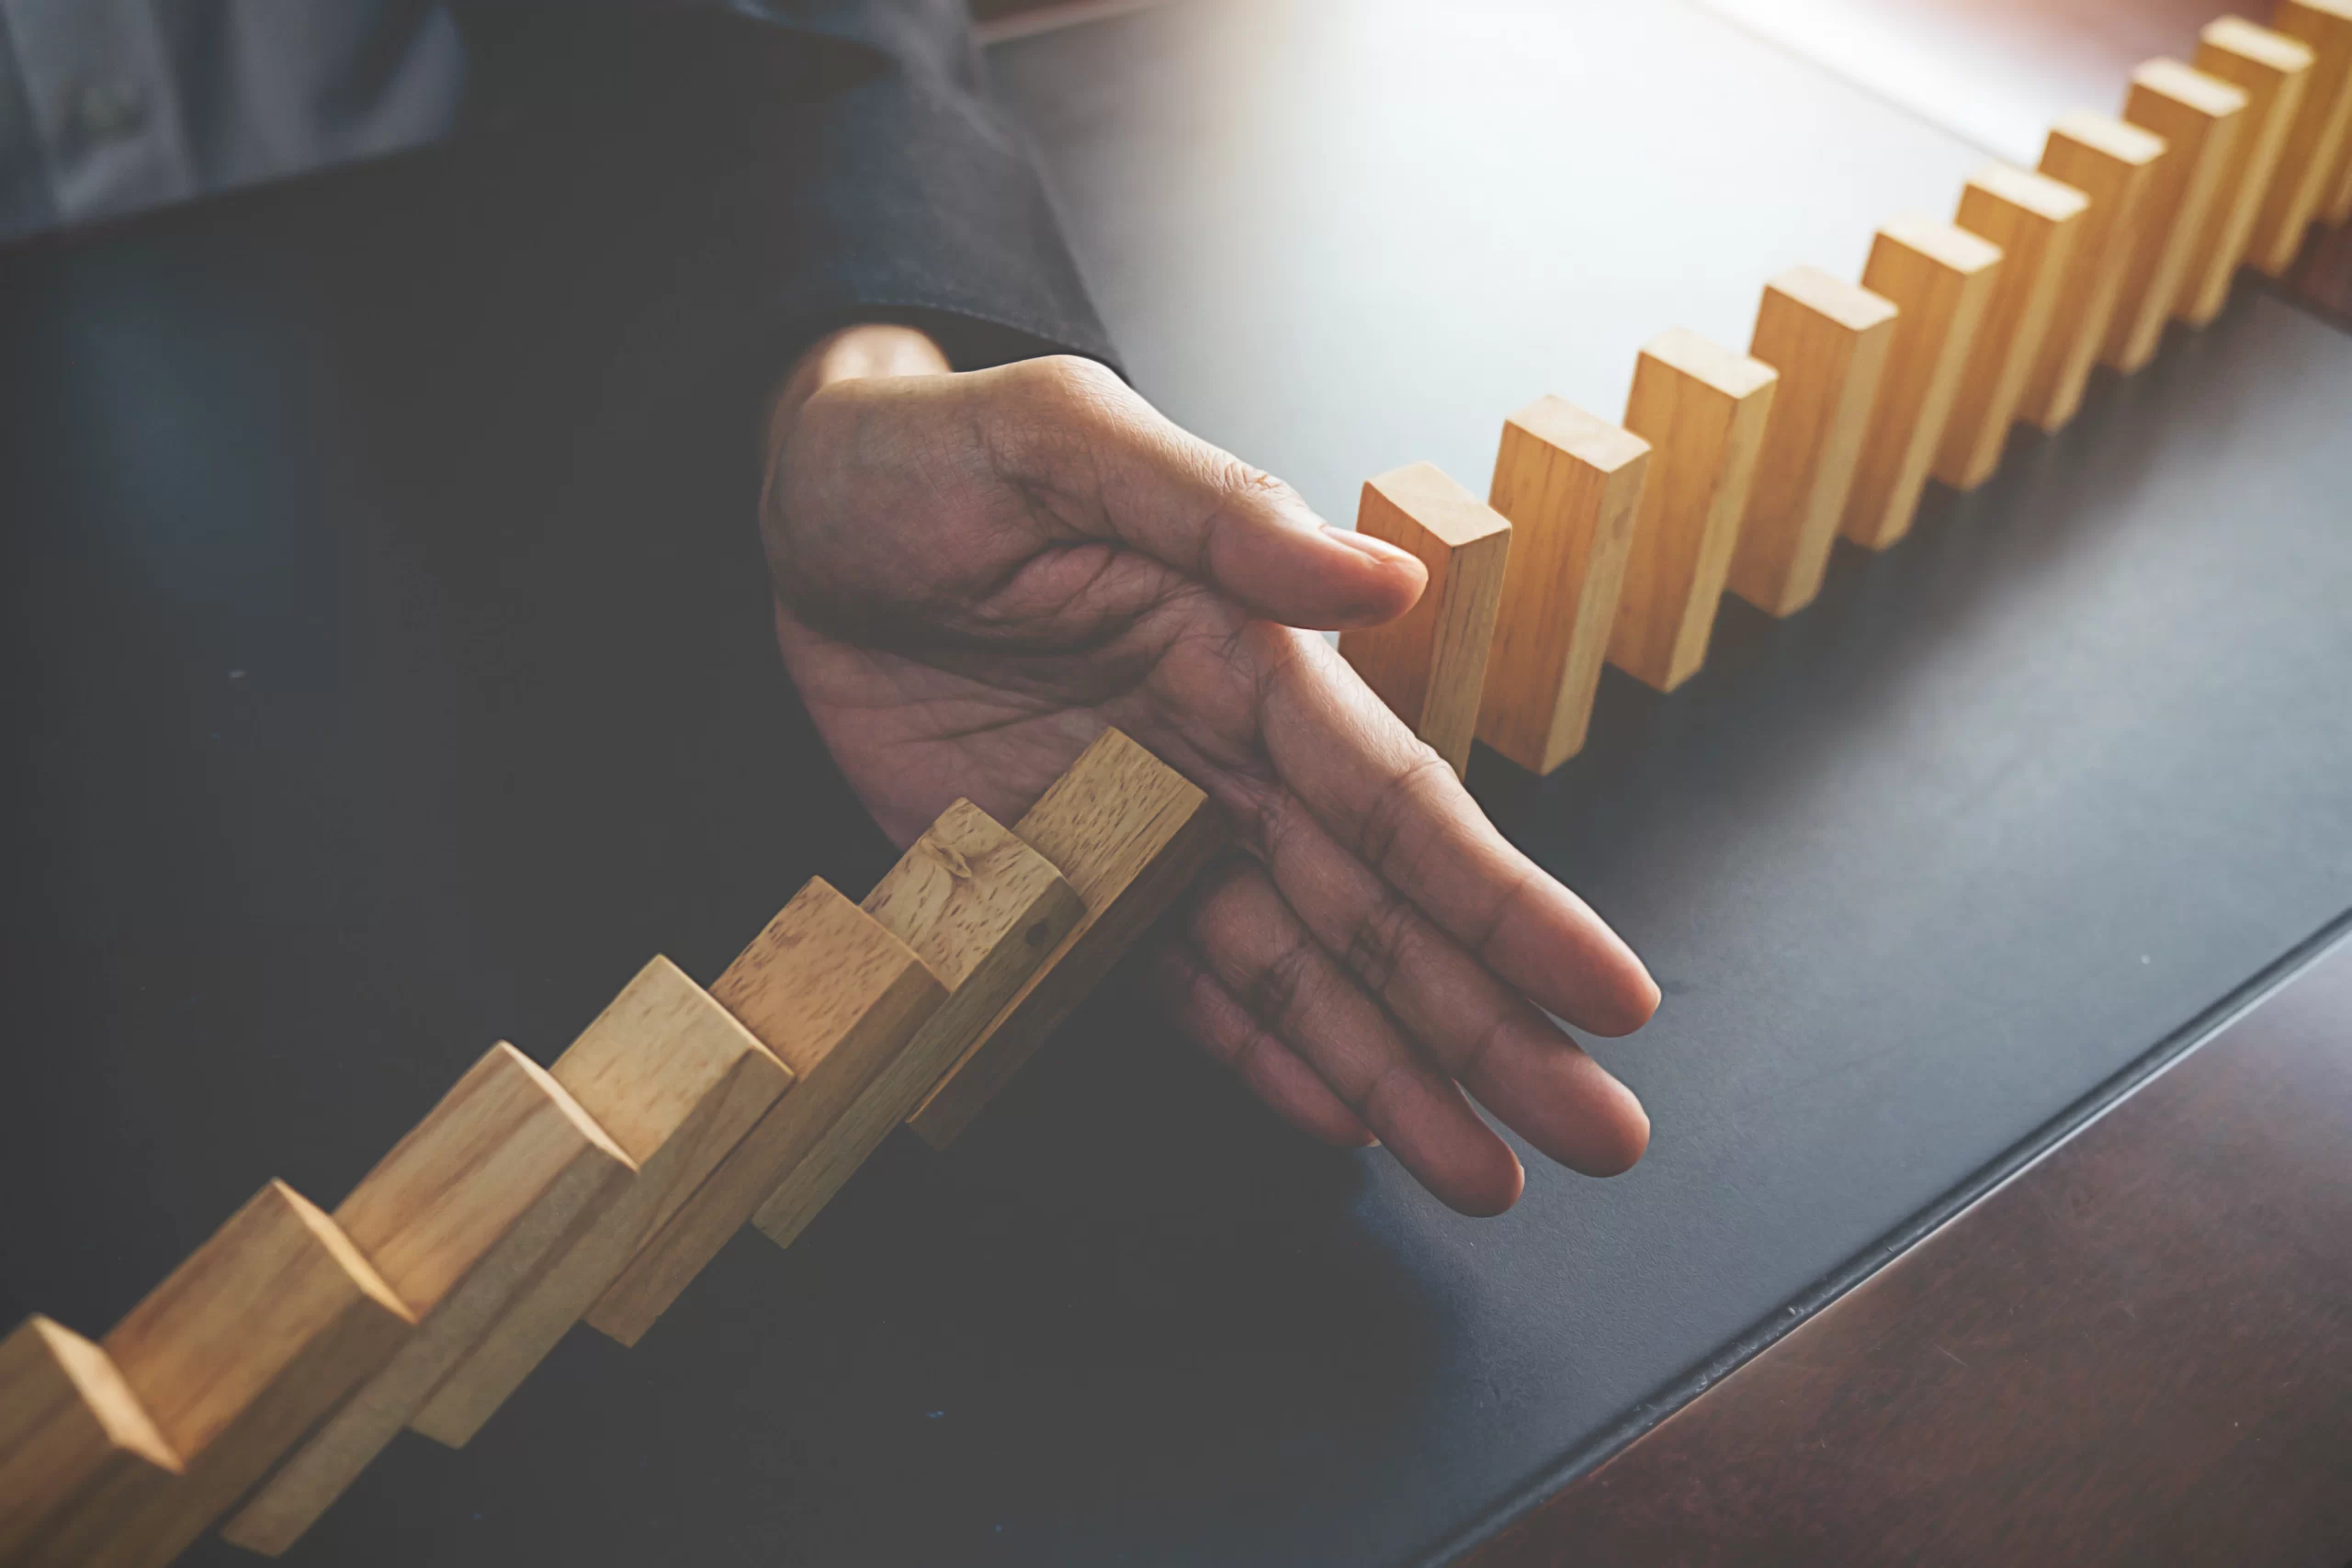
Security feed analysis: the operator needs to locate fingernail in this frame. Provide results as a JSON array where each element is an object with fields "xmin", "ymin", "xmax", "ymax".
[{"xmin": 1321, "ymin": 524, "xmax": 1417, "ymax": 567}]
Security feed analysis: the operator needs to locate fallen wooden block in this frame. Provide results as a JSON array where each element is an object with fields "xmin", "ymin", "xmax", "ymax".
[
  {"xmin": 1842, "ymin": 218, "xmax": 2003, "ymax": 552},
  {"xmin": 1607, "ymin": 329, "xmax": 1777, "ymax": 692},
  {"xmin": 1474, "ymin": 397, "xmax": 1652, "ymax": 773},
  {"xmin": 588, "ymin": 881, "xmax": 945, "ymax": 1345},
  {"xmin": 2185, "ymin": 18, "xmax": 2315, "ymax": 323},
  {"xmin": 2104, "ymin": 60, "xmax": 2248, "ymax": 372},
  {"xmin": 2248, "ymin": 0, "xmax": 2352, "ymax": 271},
  {"xmin": 1729, "ymin": 267, "xmax": 1896, "ymax": 617},
  {"xmin": 1337, "ymin": 462, "xmax": 1513, "ymax": 776},
  {"xmin": 751, "ymin": 800, "xmax": 1083, "ymax": 1250},
  {"xmin": 408, "ymin": 959, "xmax": 792, "ymax": 1448},
  {"xmin": 0, "ymin": 1316, "xmax": 179, "ymax": 1564},
  {"xmin": 222, "ymin": 1045, "xmax": 634, "ymax": 1554},
  {"xmin": 907, "ymin": 728, "xmax": 1223, "ymax": 1149},
  {"xmin": 1939, "ymin": 164, "xmax": 2089, "ymax": 491},
  {"xmin": 2020, "ymin": 112, "xmax": 2168, "ymax": 433}
]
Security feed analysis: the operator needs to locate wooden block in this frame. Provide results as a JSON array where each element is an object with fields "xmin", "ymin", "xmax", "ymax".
[
  {"xmin": 1473, "ymin": 398, "xmax": 1651, "ymax": 773},
  {"xmin": 751, "ymin": 801, "xmax": 1084, "ymax": 1250},
  {"xmin": 906, "ymin": 728, "xmax": 1224, "ymax": 1150},
  {"xmin": 408, "ymin": 958, "xmax": 792, "ymax": 1448},
  {"xmin": 43, "ymin": 1182, "xmax": 413, "ymax": 1568},
  {"xmin": 1939, "ymin": 165, "xmax": 2089, "ymax": 491},
  {"xmin": 0, "ymin": 1316, "xmax": 179, "ymax": 1563},
  {"xmin": 588, "ymin": 881, "xmax": 945, "ymax": 1345},
  {"xmin": 2267, "ymin": 0, "xmax": 2352, "ymax": 246},
  {"xmin": 2103, "ymin": 61, "xmax": 2248, "ymax": 372},
  {"xmin": 1842, "ymin": 217, "xmax": 2003, "ymax": 551},
  {"xmin": 2020, "ymin": 112, "xmax": 2168, "ymax": 433},
  {"xmin": 2185, "ymin": 19, "xmax": 2315, "ymax": 321},
  {"xmin": 222, "ymin": 1044, "xmax": 636, "ymax": 1554},
  {"xmin": 1729, "ymin": 268, "xmax": 1896, "ymax": 617},
  {"xmin": 1336, "ymin": 463, "xmax": 1513, "ymax": 776}
]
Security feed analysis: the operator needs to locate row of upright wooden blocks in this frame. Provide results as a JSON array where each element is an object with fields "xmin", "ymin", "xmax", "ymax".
[
  {"xmin": 0, "ymin": 729, "xmax": 1222, "ymax": 1566},
  {"xmin": 1344, "ymin": 2, "xmax": 2352, "ymax": 779}
]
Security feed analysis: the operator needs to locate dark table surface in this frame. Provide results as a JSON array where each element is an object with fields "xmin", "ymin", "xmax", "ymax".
[{"xmin": 4, "ymin": 3, "xmax": 2349, "ymax": 1565}]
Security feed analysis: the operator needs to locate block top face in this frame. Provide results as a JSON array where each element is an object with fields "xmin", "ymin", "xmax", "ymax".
[
  {"xmin": 1638, "ymin": 326, "xmax": 1777, "ymax": 399},
  {"xmin": 1505, "ymin": 395, "xmax": 1649, "ymax": 473},
  {"xmin": 2130, "ymin": 58, "xmax": 2250, "ymax": 117},
  {"xmin": 2200, "ymin": 16, "xmax": 2316, "ymax": 72},
  {"xmin": 6, "ymin": 1314, "xmax": 181, "ymax": 1472},
  {"xmin": 1877, "ymin": 213, "xmax": 2005, "ymax": 276},
  {"xmin": 2050, "ymin": 108, "xmax": 2167, "ymax": 165},
  {"xmin": 2280, "ymin": 0, "xmax": 2352, "ymax": 26},
  {"xmin": 556, "ymin": 956, "xmax": 781, "ymax": 1159},
  {"xmin": 1766, "ymin": 265, "xmax": 1898, "ymax": 332},
  {"xmin": 1966, "ymin": 163, "xmax": 2090, "ymax": 222},
  {"xmin": 1367, "ymin": 461, "xmax": 1510, "ymax": 547}
]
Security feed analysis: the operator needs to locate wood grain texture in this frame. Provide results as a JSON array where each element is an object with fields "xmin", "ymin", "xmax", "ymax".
[
  {"xmin": 2020, "ymin": 112, "xmax": 2167, "ymax": 433},
  {"xmin": 589, "ymin": 881, "xmax": 945, "ymax": 1344},
  {"xmin": 0, "ymin": 1316, "xmax": 179, "ymax": 1563},
  {"xmin": 1606, "ymin": 329, "xmax": 1776, "ymax": 691},
  {"xmin": 907, "ymin": 728, "xmax": 1224, "ymax": 1149},
  {"xmin": 2185, "ymin": 19, "xmax": 2314, "ymax": 323},
  {"xmin": 2105, "ymin": 60, "xmax": 2248, "ymax": 372},
  {"xmin": 1842, "ymin": 217, "xmax": 2001, "ymax": 550},
  {"xmin": 408, "ymin": 958, "xmax": 792, "ymax": 1448},
  {"xmin": 750, "ymin": 801, "xmax": 1082, "ymax": 1251},
  {"xmin": 1939, "ymin": 165, "xmax": 2087, "ymax": 491},
  {"xmin": 1466, "ymin": 933, "xmax": 2352, "ymax": 1568},
  {"xmin": 1474, "ymin": 397, "xmax": 1650, "ymax": 773},
  {"xmin": 2279, "ymin": 0, "xmax": 2352, "ymax": 230},
  {"xmin": 1336, "ymin": 462, "xmax": 1512, "ymax": 775},
  {"xmin": 223, "ymin": 1043, "xmax": 635, "ymax": 1553},
  {"xmin": 1729, "ymin": 268, "xmax": 1895, "ymax": 618},
  {"xmin": 2250, "ymin": 0, "xmax": 2352, "ymax": 270}
]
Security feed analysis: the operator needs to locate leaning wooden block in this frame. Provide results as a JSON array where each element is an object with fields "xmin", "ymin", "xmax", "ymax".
[
  {"xmin": 2104, "ymin": 60, "xmax": 2248, "ymax": 372},
  {"xmin": 1939, "ymin": 164, "xmax": 2088, "ymax": 491},
  {"xmin": 2264, "ymin": 0, "xmax": 2352, "ymax": 248},
  {"xmin": 1842, "ymin": 217, "xmax": 2002, "ymax": 551},
  {"xmin": 2185, "ymin": 19, "xmax": 2314, "ymax": 321},
  {"xmin": 409, "ymin": 959, "xmax": 792, "ymax": 1448},
  {"xmin": 2021, "ymin": 112, "xmax": 2168, "ymax": 432},
  {"xmin": 222, "ymin": 1044, "xmax": 636, "ymax": 1554},
  {"xmin": 0, "ymin": 1316, "xmax": 179, "ymax": 1563},
  {"xmin": 1473, "ymin": 398, "xmax": 1651, "ymax": 773},
  {"xmin": 907, "ymin": 728, "xmax": 1223, "ymax": 1149},
  {"xmin": 1729, "ymin": 267, "xmax": 1895, "ymax": 617},
  {"xmin": 1607, "ymin": 329, "xmax": 1777, "ymax": 692},
  {"xmin": 1336, "ymin": 463, "xmax": 1513, "ymax": 776},
  {"xmin": 589, "ymin": 881, "xmax": 945, "ymax": 1345},
  {"xmin": 752, "ymin": 801, "xmax": 1084, "ymax": 1250}
]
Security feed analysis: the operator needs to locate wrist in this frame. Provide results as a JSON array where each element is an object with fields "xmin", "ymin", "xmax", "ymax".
[{"xmin": 762, "ymin": 322, "xmax": 951, "ymax": 462}]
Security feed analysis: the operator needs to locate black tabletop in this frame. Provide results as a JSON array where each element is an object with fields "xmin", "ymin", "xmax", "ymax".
[{"xmin": 5, "ymin": 4, "xmax": 2350, "ymax": 1566}]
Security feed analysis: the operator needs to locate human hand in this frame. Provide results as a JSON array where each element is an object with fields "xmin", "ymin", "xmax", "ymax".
[{"xmin": 761, "ymin": 325, "xmax": 1658, "ymax": 1214}]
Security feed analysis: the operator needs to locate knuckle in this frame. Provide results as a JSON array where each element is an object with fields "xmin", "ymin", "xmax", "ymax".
[{"xmin": 1357, "ymin": 749, "xmax": 1451, "ymax": 871}]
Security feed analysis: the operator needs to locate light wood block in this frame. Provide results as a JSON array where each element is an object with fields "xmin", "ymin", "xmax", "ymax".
[
  {"xmin": 2267, "ymin": 0, "xmax": 2352, "ymax": 244},
  {"xmin": 51, "ymin": 1182, "xmax": 413, "ymax": 1568},
  {"xmin": 1939, "ymin": 165, "xmax": 2089, "ymax": 491},
  {"xmin": 1729, "ymin": 268, "xmax": 1896, "ymax": 617},
  {"xmin": 1842, "ymin": 218, "xmax": 2002, "ymax": 552},
  {"xmin": 0, "ymin": 1316, "xmax": 179, "ymax": 1564},
  {"xmin": 222, "ymin": 1044, "xmax": 635, "ymax": 1554},
  {"xmin": 1336, "ymin": 463, "xmax": 1513, "ymax": 776},
  {"xmin": 2104, "ymin": 61, "xmax": 2248, "ymax": 372},
  {"xmin": 2020, "ymin": 113, "xmax": 2168, "ymax": 433},
  {"xmin": 408, "ymin": 959, "xmax": 792, "ymax": 1448},
  {"xmin": 1606, "ymin": 329, "xmax": 1776, "ymax": 692},
  {"xmin": 907, "ymin": 728, "xmax": 1224, "ymax": 1149},
  {"xmin": 588, "ymin": 881, "xmax": 945, "ymax": 1345},
  {"xmin": 2186, "ymin": 20, "xmax": 2315, "ymax": 321},
  {"xmin": 1473, "ymin": 398, "xmax": 1651, "ymax": 773}
]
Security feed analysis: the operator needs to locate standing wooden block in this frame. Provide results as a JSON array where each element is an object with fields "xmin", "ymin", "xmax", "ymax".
[
  {"xmin": 1842, "ymin": 218, "xmax": 2002, "ymax": 552},
  {"xmin": 588, "ymin": 881, "xmax": 945, "ymax": 1345},
  {"xmin": 2104, "ymin": 61, "xmax": 2249, "ymax": 372},
  {"xmin": 0, "ymin": 1316, "xmax": 179, "ymax": 1563},
  {"xmin": 2186, "ymin": 20, "xmax": 2315, "ymax": 321},
  {"xmin": 408, "ymin": 959, "xmax": 792, "ymax": 1448},
  {"xmin": 2020, "ymin": 113, "xmax": 2168, "ymax": 433},
  {"xmin": 907, "ymin": 728, "xmax": 1223, "ymax": 1150},
  {"xmin": 1336, "ymin": 463, "xmax": 1512, "ymax": 776},
  {"xmin": 1729, "ymin": 268, "xmax": 1896, "ymax": 617},
  {"xmin": 1473, "ymin": 398, "xmax": 1651, "ymax": 773},
  {"xmin": 1607, "ymin": 330, "xmax": 1776, "ymax": 692},
  {"xmin": 751, "ymin": 802, "xmax": 1083, "ymax": 1250},
  {"xmin": 2249, "ymin": 0, "xmax": 2352, "ymax": 270},
  {"xmin": 1939, "ymin": 165, "xmax": 2089, "ymax": 491},
  {"xmin": 223, "ymin": 1045, "xmax": 634, "ymax": 1553}
]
